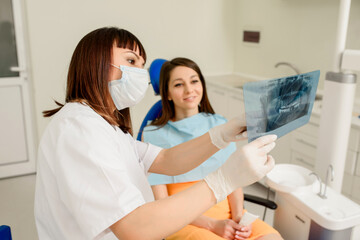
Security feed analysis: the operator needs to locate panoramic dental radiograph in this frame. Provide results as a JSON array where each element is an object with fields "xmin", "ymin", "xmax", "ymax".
[{"xmin": 243, "ymin": 70, "xmax": 320, "ymax": 142}]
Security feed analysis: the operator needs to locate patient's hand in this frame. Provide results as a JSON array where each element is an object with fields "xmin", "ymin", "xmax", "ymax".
[
  {"xmin": 234, "ymin": 225, "xmax": 252, "ymax": 240},
  {"xmin": 210, "ymin": 219, "xmax": 242, "ymax": 240}
]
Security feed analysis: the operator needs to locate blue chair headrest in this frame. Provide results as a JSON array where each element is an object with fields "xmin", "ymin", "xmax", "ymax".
[
  {"xmin": 149, "ymin": 58, "xmax": 167, "ymax": 95},
  {"xmin": 0, "ymin": 225, "xmax": 12, "ymax": 240}
]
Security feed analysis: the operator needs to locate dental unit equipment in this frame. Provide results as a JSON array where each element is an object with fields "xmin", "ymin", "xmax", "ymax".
[
  {"xmin": 315, "ymin": 0, "xmax": 359, "ymax": 191},
  {"xmin": 266, "ymin": 164, "xmax": 360, "ymax": 240},
  {"xmin": 322, "ymin": 165, "xmax": 334, "ymax": 199},
  {"xmin": 274, "ymin": 62, "xmax": 300, "ymax": 75},
  {"xmin": 309, "ymin": 172, "xmax": 323, "ymax": 198},
  {"xmin": 309, "ymin": 165, "xmax": 335, "ymax": 199}
]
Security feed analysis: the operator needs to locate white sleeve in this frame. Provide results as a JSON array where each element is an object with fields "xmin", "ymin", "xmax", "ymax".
[
  {"xmin": 54, "ymin": 116, "xmax": 147, "ymax": 239},
  {"xmin": 135, "ymin": 140, "xmax": 163, "ymax": 173}
]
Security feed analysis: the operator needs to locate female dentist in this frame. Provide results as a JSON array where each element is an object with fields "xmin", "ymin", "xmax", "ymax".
[{"xmin": 34, "ymin": 27, "xmax": 277, "ymax": 240}]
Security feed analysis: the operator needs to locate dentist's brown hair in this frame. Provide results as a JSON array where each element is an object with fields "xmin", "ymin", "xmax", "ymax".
[{"xmin": 43, "ymin": 27, "xmax": 147, "ymax": 134}]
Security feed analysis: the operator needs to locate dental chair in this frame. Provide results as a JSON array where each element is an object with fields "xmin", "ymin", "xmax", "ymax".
[
  {"xmin": 137, "ymin": 58, "xmax": 277, "ymax": 220},
  {"xmin": 0, "ymin": 225, "xmax": 12, "ymax": 240}
]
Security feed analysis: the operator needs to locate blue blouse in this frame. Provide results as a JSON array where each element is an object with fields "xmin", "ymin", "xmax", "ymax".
[{"xmin": 143, "ymin": 112, "xmax": 236, "ymax": 185}]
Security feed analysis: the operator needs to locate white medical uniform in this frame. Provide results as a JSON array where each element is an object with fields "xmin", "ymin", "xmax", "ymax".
[{"xmin": 34, "ymin": 102, "xmax": 162, "ymax": 240}]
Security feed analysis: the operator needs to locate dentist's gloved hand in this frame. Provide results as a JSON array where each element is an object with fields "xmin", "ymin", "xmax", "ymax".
[
  {"xmin": 209, "ymin": 115, "xmax": 247, "ymax": 149},
  {"xmin": 204, "ymin": 134, "xmax": 277, "ymax": 203}
]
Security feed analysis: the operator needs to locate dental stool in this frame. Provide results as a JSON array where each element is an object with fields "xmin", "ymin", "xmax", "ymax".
[
  {"xmin": 137, "ymin": 58, "xmax": 277, "ymax": 220},
  {"xmin": 0, "ymin": 225, "xmax": 12, "ymax": 240}
]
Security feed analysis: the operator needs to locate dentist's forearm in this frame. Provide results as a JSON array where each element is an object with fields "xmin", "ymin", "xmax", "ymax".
[
  {"xmin": 152, "ymin": 184, "xmax": 214, "ymax": 231},
  {"xmin": 150, "ymin": 133, "xmax": 219, "ymax": 175},
  {"xmin": 110, "ymin": 180, "xmax": 216, "ymax": 240},
  {"xmin": 189, "ymin": 214, "xmax": 216, "ymax": 231},
  {"xmin": 151, "ymin": 185, "xmax": 214, "ymax": 232}
]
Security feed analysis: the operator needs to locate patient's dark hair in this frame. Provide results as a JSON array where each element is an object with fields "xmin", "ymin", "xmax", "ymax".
[
  {"xmin": 42, "ymin": 27, "xmax": 146, "ymax": 134},
  {"xmin": 151, "ymin": 57, "xmax": 214, "ymax": 127}
]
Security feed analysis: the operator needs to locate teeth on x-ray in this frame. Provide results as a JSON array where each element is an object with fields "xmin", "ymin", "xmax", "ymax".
[
  {"xmin": 265, "ymin": 74, "xmax": 312, "ymax": 132},
  {"xmin": 279, "ymin": 101, "xmax": 300, "ymax": 113},
  {"xmin": 243, "ymin": 70, "xmax": 320, "ymax": 142}
]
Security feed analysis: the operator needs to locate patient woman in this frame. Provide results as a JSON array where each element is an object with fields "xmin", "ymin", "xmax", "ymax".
[{"xmin": 143, "ymin": 58, "xmax": 282, "ymax": 240}]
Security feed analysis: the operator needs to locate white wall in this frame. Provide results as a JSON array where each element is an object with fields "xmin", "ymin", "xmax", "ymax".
[
  {"xmin": 23, "ymin": 0, "xmax": 360, "ymax": 140},
  {"xmin": 234, "ymin": 0, "xmax": 360, "ymax": 90},
  {"xmin": 24, "ymin": 0, "xmax": 236, "ymax": 139}
]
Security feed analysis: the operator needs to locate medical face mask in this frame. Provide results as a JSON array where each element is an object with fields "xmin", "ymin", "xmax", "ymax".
[{"xmin": 109, "ymin": 64, "xmax": 149, "ymax": 110}]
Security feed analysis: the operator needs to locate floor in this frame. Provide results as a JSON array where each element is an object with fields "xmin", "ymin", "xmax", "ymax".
[
  {"xmin": 0, "ymin": 174, "xmax": 359, "ymax": 239},
  {"xmin": 0, "ymin": 174, "xmax": 38, "ymax": 240}
]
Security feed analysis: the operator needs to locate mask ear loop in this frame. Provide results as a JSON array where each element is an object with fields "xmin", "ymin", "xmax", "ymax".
[{"xmin": 110, "ymin": 63, "xmax": 121, "ymax": 69}]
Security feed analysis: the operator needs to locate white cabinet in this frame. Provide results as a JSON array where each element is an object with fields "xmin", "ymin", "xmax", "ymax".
[
  {"xmin": 352, "ymin": 176, "xmax": 360, "ymax": 201},
  {"xmin": 227, "ymin": 92, "xmax": 244, "ymax": 119},
  {"xmin": 206, "ymin": 83, "xmax": 244, "ymax": 120},
  {"xmin": 207, "ymin": 86, "xmax": 228, "ymax": 117},
  {"xmin": 356, "ymin": 155, "xmax": 360, "ymax": 176},
  {"xmin": 338, "ymin": 129, "xmax": 360, "ymax": 204},
  {"xmin": 274, "ymin": 192, "xmax": 311, "ymax": 240},
  {"xmin": 271, "ymin": 134, "xmax": 291, "ymax": 164},
  {"xmin": 206, "ymin": 82, "xmax": 246, "ymax": 149},
  {"xmin": 290, "ymin": 131, "xmax": 318, "ymax": 171},
  {"xmin": 342, "ymin": 150, "xmax": 357, "ymax": 197},
  {"xmin": 345, "ymin": 150, "xmax": 357, "ymax": 175},
  {"xmin": 342, "ymin": 173, "xmax": 354, "ymax": 196},
  {"xmin": 291, "ymin": 151, "xmax": 316, "ymax": 171},
  {"xmin": 289, "ymin": 116, "xmax": 319, "ymax": 171},
  {"xmin": 349, "ymin": 131, "xmax": 360, "ymax": 203}
]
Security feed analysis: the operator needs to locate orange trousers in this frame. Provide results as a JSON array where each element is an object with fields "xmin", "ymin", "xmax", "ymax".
[{"xmin": 166, "ymin": 181, "xmax": 280, "ymax": 240}]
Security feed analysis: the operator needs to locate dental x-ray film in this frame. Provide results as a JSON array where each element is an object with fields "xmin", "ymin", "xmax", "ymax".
[{"xmin": 243, "ymin": 70, "xmax": 320, "ymax": 142}]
